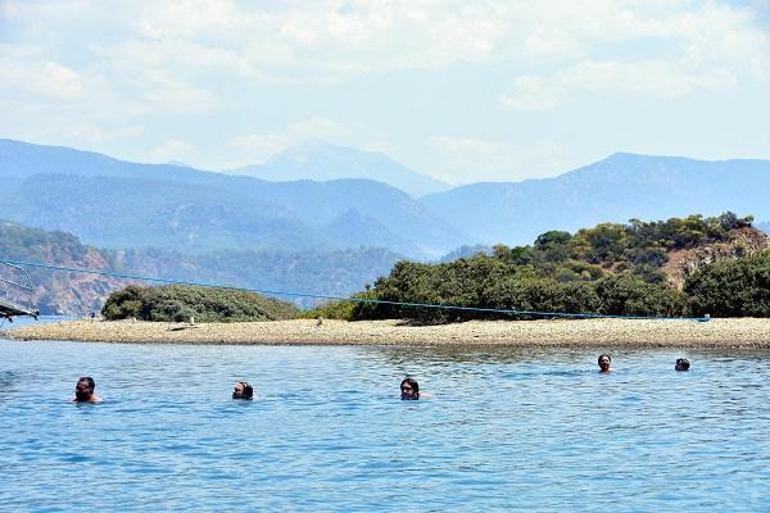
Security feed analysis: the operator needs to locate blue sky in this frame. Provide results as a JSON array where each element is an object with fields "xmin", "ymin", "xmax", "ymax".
[{"xmin": 1, "ymin": 0, "xmax": 768, "ymax": 183}]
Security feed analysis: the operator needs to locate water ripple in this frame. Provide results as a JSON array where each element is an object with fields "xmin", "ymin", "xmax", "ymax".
[{"xmin": 1, "ymin": 340, "xmax": 769, "ymax": 512}]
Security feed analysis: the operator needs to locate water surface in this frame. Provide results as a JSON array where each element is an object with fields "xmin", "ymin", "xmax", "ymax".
[{"xmin": 1, "ymin": 340, "xmax": 768, "ymax": 512}]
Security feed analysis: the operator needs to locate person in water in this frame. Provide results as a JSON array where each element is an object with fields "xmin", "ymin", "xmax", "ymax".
[
  {"xmin": 598, "ymin": 354, "xmax": 613, "ymax": 373},
  {"xmin": 232, "ymin": 381, "xmax": 254, "ymax": 400},
  {"xmin": 400, "ymin": 377, "xmax": 420, "ymax": 400},
  {"xmin": 73, "ymin": 376, "xmax": 102, "ymax": 403},
  {"xmin": 675, "ymin": 358, "xmax": 690, "ymax": 371}
]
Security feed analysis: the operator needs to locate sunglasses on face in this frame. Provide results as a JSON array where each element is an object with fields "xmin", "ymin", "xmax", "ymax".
[{"xmin": 401, "ymin": 386, "xmax": 413, "ymax": 392}]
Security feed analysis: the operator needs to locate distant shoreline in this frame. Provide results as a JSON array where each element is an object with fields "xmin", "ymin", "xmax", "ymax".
[{"xmin": 3, "ymin": 318, "xmax": 770, "ymax": 348}]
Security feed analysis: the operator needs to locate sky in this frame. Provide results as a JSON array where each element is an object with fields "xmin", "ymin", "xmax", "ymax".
[{"xmin": 1, "ymin": 0, "xmax": 769, "ymax": 184}]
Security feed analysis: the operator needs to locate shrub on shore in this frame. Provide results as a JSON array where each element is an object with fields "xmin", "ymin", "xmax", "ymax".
[
  {"xmin": 685, "ymin": 251, "xmax": 770, "ymax": 317},
  {"xmin": 300, "ymin": 291, "xmax": 378, "ymax": 321},
  {"xmin": 102, "ymin": 284, "xmax": 299, "ymax": 322}
]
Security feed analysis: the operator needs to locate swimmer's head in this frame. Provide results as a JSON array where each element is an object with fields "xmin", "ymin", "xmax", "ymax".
[
  {"xmin": 400, "ymin": 377, "xmax": 420, "ymax": 400},
  {"xmin": 598, "ymin": 354, "xmax": 612, "ymax": 372},
  {"xmin": 233, "ymin": 381, "xmax": 253, "ymax": 400},
  {"xmin": 675, "ymin": 358, "xmax": 690, "ymax": 371},
  {"xmin": 75, "ymin": 376, "xmax": 96, "ymax": 402}
]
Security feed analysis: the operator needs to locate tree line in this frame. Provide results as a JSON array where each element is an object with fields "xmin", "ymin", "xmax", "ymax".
[
  {"xmin": 100, "ymin": 212, "xmax": 770, "ymax": 322},
  {"xmin": 315, "ymin": 212, "xmax": 767, "ymax": 322}
]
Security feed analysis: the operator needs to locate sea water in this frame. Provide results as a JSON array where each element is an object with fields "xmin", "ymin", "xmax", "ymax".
[{"xmin": 1, "ymin": 339, "xmax": 768, "ymax": 512}]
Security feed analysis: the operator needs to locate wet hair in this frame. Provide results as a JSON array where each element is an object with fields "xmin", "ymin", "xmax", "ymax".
[
  {"xmin": 77, "ymin": 377, "xmax": 95, "ymax": 391},
  {"xmin": 598, "ymin": 354, "xmax": 611, "ymax": 365},
  {"xmin": 675, "ymin": 358, "xmax": 690, "ymax": 371},
  {"xmin": 233, "ymin": 381, "xmax": 253, "ymax": 400},
  {"xmin": 400, "ymin": 377, "xmax": 420, "ymax": 399}
]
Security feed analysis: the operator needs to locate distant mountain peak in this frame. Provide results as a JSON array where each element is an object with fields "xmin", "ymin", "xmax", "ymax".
[{"xmin": 231, "ymin": 139, "xmax": 451, "ymax": 197}]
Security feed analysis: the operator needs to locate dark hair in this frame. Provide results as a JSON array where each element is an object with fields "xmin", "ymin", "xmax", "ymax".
[
  {"xmin": 676, "ymin": 358, "xmax": 690, "ymax": 370},
  {"xmin": 400, "ymin": 377, "xmax": 419, "ymax": 396},
  {"xmin": 598, "ymin": 354, "xmax": 611, "ymax": 365},
  {"xmin": 233, "ymin": 381, "xmax": 253, "ymax": 399},
  {"xmin": 77, "ymin": 377, "xmax": 95, "ymax": 391}
]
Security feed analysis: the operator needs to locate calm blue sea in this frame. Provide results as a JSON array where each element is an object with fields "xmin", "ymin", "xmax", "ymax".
[{"xmin": 1, "ymin": 338, "xmax": 769, "ymax": 512}]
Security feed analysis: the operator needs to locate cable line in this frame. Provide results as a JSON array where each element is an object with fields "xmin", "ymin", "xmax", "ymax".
[{"xmin": 0, "ymin": 257, "xmax": 710, "ymax": 322}]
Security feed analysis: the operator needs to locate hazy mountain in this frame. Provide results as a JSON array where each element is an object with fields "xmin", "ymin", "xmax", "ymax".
[
  {"xmin": 324, "ymin": 209, "xmax": 417, "ymax": 256},
  {"xmin": 0, "ymin": 139, "xmax": 468, "ymax": 257},
  {"xmin": 222, "ymin": 177, "xmax": 468, "ymax": 256},
  {"xmin": 5, "ymin": 173, "xmax": 334, "ymax": 253},
  {"xmin": 0, "ymin": 220, "xmax": 403, "ymax": 314},
  {"xmin": 229, "ymin": 140, "xmax": 450, "ymax": 197},
  {"xmin": 165, "ymin": 160, "xmax": 192, "ymax": 167},
  {"xmin": 421, "ymin": 153, "xmax": 770, "ymax": 245},
  {"xmin": 0, "ymin": 138, "xmax": 209, "ymax": 182}
]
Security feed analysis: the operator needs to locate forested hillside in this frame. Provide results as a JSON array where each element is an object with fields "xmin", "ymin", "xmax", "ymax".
[
  {"xmin": 0, "ymin": 221, "xmax": 402, "ymax": 315},
  {"xmin": 332, "ymin": 213, "xmax": 770, "ymax": 322}
]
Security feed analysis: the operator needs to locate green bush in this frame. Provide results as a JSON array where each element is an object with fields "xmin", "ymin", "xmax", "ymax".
[
  {"xmin": 300, "ymin": 297, "xmax": 362, "ymax": 321},
  {"xmin": 595, "ymin": 274, "xmax": 685, "ymax": 317},
  {"xmin": 102, "ymin": 284, "xmax": 299, "ymax": 322},
  {"xmin": 684, "ymin": 251, "xmax": 770, "ymax": 317}
]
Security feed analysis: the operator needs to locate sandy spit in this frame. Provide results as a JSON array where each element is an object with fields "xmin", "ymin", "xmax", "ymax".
[{"xmin": 3, "ymin": 318, "xmax": 770, "ymax": 348}]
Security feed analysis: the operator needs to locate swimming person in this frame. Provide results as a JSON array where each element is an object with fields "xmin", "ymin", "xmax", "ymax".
[
  {"xmin": 400, "ymin": 377, "xmax": 420, "ymax": 400},
  {"xmin": 675, "ymin": 358, "xmax": 690, "ymax": 371},
  {"xmin": 232, "ymin": 381, "xmax": 254, "ymax": 400},
  {"xmin": 598, "ymin": 354, "xmax": 613, "ymax": 373},
  {"xmin": 72, "ymin": 376, "xmax": 102, "ymax": 403}
]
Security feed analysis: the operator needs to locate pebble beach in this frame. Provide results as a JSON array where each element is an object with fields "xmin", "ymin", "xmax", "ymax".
[{"xmin": 4, "ymin": 317, "xmax": 770, "ymax": 348}]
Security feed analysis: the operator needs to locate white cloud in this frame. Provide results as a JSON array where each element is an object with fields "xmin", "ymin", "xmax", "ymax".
[
  {"xmin": 287, "ymin": 116, "xmax": 350, "ymax": 139},
  {"xmin": 501, "ymin": 57, "xmax": 741, "ymax": 111},
  {"xmin": 229, "ymin": 134, "xmax": 289, "ymax": 162},
  {"xmin": 0, "ymin": 59, "xmax": 83, "ymax": 99},
  {"xmin": 499, "ymin": 75, "xmax": 564, "ymax": 111},
  {"xmin": 500, "ymin": 1, "xmax": 768, "ymax": 110},
  {"xmin": 426, "ymin": 135, "xmax": 567, "ymax": 182},
  {"xmin": 67, "ymin": 124, "xmax": 144, "ymax": 142},
  {"xmin": 1, "ymin": 1, "xmax": 769, "ymax": 174},
  {"xmin": 2, "ymin": 0, "xmax": 21, "ymax": 18},
  {"xmin": 136, "ymin": 0, "xmax": 239, "ymax": 39},
  {"xmin": 427, "ymin": 135, "xmax": 520, "ymax": 181},
  {"xmin": 150, "ymin": 138, "xmax": 193, "ymax": 162}
]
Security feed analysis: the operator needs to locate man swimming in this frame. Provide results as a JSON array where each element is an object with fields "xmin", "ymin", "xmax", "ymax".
[
  {"xmin": 598, "ymin": 354, "xmax": 613, "ymax": 373},
  {"xmin": 72, "ymin": 376, "xmax": 102, "ymax": 403},
  {"xmin": 675, "ymin": 358, "xmax": 690, "ymax": 371},
  {"xmin": 232, "ymin": 381, "xmax": 254, "ymax": 400},
  {"xmin": 400, "ymin": 377, "xmax": 420, "ymax": 400}
]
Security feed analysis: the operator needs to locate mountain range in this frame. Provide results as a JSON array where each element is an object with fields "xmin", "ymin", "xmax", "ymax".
[
  {"xmin": 3, "ymin": 137, "xmax": 770, "ymax": 314},
  {"xmin": 2, "ymin": 138, "xmax": 770, "ymax": 259},
  {"xmin": 0, "ymin": 139, "xmax": 467, "ymax": 258},
  {"xmin": 420, "ymin": 152, "xmax": 770, "ymax": 245}
]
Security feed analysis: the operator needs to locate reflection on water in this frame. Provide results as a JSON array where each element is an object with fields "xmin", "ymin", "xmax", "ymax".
[{"xmin": 1, "ymin": 339, "xmax": 769, "ymax": 512}]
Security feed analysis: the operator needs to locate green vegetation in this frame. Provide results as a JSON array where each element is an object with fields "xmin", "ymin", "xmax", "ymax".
[
  {"xmin": 102, "ymin": 284, "xmax": 299, "ymax": 322},
  {"xmin": 301, "ymin": 298, "xmax": 361, "ymax": 321},
  {"xmin": 0, "ymin": 218, "xmax": 401, "ymax": 315},
  {"xmin": 685, "ymin": 252, "xmax": 770, "ymax": 317},
  {"xmin": 350, "ymin": 213, "xmax": 755, "ymax": 322}
]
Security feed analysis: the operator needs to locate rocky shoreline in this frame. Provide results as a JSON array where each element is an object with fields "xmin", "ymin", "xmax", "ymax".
[{"xmin": 3, "ymin": 318, "xmax": 770, "ymax": 348}]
